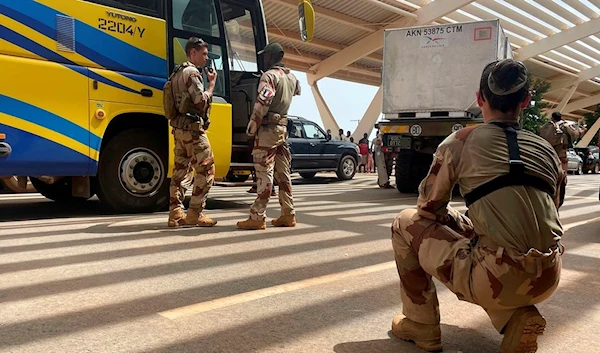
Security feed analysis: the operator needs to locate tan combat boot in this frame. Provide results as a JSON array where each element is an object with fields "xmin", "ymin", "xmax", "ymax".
[
  {"xmin": 500, "ymin": 306, "xmax": 546, "ymax": 353},
  {"xmin": 271, "ymin": 215, "xmax": 296, "ymax": 227},
  {"xmin": 168, "ymin": 208, "xmax": 186, "ymax": 228},
  {"xmin": 184, "ymin": 209, "xmax": 217, "ymax": 227},
  {"xmin": 236, "ymin": 218, "xmax": 267, "ymax": 230},
  {"xmin": 391, "ymin": 315, "xmax": 442, "ymax": 352}
]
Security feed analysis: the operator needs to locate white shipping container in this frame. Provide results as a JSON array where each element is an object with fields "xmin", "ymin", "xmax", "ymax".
[{"xmin": 382, "ymin": 19, "xmax": 512, "ymax": 117}]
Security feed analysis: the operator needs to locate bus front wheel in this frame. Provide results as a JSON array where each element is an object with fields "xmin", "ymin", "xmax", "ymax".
[{"xmin": 96, "ymin": 129, "xmax": 169, "ymax": 213}]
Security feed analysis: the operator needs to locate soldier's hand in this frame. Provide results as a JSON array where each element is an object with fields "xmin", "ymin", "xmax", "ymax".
[{"xmin": 206, "ymin": 67, "xmax": 217, "ymax": 83}]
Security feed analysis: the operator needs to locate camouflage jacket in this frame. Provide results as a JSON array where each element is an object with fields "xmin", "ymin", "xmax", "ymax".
[
  {"xmin": 171, "ymin": 61, "xmax": 212, "ymax": 132},
  {"xmin": 247, "ymin": 64, "xmax": 300, "ymax": 148},
  {"xmin": 417, "ymin": 121, "xmax": 565, "ymax": 254}
]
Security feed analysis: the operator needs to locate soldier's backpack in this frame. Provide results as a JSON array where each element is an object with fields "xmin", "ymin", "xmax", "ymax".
[
  {"xmin": 163, "ymin": 65, "xmax": 185, "ymax": 120},
  {"xmin": 539, "ymin": 121, "xmax": 565, "ymax": 147}
]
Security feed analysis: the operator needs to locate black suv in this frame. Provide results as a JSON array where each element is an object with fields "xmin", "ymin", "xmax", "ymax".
[
  {"xmin": 574, "ymin": 145, "xmax": 600, "ymax": 174},
  {"xmin": 287, "ymin": 116, "xmax": 359, "ymax": 180}
]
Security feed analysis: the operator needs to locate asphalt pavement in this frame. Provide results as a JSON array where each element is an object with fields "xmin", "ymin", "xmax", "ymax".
[{"xmin": 0, "ymin": 173, "xmax": 599, "ymax": 353}]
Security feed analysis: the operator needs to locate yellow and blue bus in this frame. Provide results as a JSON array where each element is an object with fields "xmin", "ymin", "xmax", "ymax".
[{"xmin": 0, "ymin": 0, "xmax": 312, "ymax": 212}]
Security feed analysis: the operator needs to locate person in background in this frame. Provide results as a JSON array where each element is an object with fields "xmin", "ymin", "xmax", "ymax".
[
  {"xmin": 374, "ymin": 131, "xmax": 393, "ymax": 188},
  {"xmin": 358, "ymin": 133, "xmax": 370, "ymax": 173},
  {"xmin": 539, "ymin": 111, "xmax": 586, "ymax": 207}
]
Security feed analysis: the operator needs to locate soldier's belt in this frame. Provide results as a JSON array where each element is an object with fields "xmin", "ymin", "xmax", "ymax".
[{"xmin": 265, "ymin": 113, "xmax": 288, "ymax": 126}]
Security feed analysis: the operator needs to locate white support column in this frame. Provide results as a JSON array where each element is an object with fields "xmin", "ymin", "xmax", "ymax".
[
  {"xmin": 576, "ymin": 117, "xmax": 600, "ymax": 148},
  {"xmin": 550, "ymin": 85, "xmax": 579, "ymax": 114},
  {"xmin": 311, "ymin": 82, "xmax": 340, "ymax": 133},
  {"xmin": 516, "ymin": 17, "xmax": 600, "ymax": 61},
  {"xmin": 563, "ymin": 93, "xmax": 600, "ymax": 114},
  {"xmin": 352, "ymin": 87, "xmax": 383, "ymax": 140}
]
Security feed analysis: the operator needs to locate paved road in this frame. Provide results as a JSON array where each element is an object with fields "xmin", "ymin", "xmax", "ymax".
[{"xmin": 0, "ymin": 173, "xmax": 599, "ymax": 353}]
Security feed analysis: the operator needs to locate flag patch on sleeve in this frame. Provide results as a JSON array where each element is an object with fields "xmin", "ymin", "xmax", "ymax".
[{"xmin": 259, "ymin": 87, "xmax": 274, "ymax": 100}]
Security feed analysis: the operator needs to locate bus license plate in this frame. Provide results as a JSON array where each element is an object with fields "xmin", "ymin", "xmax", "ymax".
[{"xmin": 387, "ymin": 136, "xmax": 411, "ymax": 149}]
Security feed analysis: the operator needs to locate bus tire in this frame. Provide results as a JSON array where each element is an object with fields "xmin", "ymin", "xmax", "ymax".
[
  {"xmin": 96, "ymin": 129, "xmax": 169, "ymax": 213},
  {"xmin": 30, "ymin": 177, "xmax": 91, "ymax": 202}
]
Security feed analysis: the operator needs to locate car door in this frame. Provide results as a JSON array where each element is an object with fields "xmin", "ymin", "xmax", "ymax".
[
  {"xmin": 302, "ymin": 122, "xmax": 331, "ymax": 168},
  {"xmin": 287, "ymin": 121, "xmax": 311, "ymax": 170}
]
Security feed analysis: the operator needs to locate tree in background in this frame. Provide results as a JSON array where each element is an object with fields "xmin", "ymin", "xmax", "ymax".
[
  {"xmin": 582, "ymin": 105, "xmax": 600, "ymax": 146},
  {"xmin": 521, "ymin": 75, "xmax": 551, "ymax": 134}
]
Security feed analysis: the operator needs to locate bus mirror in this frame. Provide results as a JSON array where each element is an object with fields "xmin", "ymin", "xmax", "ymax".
[{"xmin": 298, "ymin": 0, "xmax": 315, "ymax": 42}]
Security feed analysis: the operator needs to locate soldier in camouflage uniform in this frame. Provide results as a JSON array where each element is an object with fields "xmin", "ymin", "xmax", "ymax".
[
  {"xmin": 390, "ymin": 60, "xmax": 565, "ymax": 353},
  {"xmin": 540, "ymin": 112, "xmax": 586, "ymax": 206},
  {"xmin": 237, "ymin": 43, "xmax": 300, "ymax": 230},
  {"xmin": 167, "ymin": 37, "xmax": 218, "ymax": 228}
]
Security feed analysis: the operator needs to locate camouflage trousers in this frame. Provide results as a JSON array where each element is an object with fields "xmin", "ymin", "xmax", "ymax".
[
  {"xmin": 249, "ymin": 143, "xmax": 294, "ymax": 221},
  {"xmin": 391, "ymin": 207, "xmax": 562, "ymax": 332},
  {"xmin": 169, "ymin": 129, "xmax": 215, "ymax": 212}
]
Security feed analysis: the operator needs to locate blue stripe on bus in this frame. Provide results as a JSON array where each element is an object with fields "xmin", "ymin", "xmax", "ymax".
[
  {"xmin": 0, "ymin": 25, "xmax": 140, "ymax": 95},
  {"xmin": 0, "ymin": 0, "xmax": 167, "ymax": 77},
  {"xmin": 0, "ymin": 124, "xmax": 92, "ymax": 176},
  {"xmin": 0, "ymin": 94, "xmax": 102, "ymax": 150},
  {"xmin": 121, "ymin": 72, "xmax": 166, "ymax": 91}
]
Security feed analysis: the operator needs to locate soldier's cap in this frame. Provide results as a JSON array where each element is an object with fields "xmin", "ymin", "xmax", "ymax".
[
  {"xmin": 552, "ymin": 112, "xmax": 562, "ymax": 120},
  {"xmin": 486, "ymin": 59, "xmax": 529, "ymax": 96},
  {"xmin": 258, "ymin": 42, "xmax": 284, "ymax": 55}
]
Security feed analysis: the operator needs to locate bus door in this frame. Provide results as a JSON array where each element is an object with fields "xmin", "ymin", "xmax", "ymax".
[{"xmin": 167, "ymin": 0, "xmax": 232, "ymax": 177}]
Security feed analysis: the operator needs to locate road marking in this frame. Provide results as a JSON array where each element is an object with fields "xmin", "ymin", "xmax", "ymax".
[{"xmin": 157, "ymin": 261, "xmax": 397, "ymax": 320}]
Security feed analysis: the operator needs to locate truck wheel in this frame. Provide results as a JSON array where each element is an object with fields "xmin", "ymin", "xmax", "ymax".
[
  {"xmin": 396, "ymin": 151, "xmax": 432, "ymax": 193},
  {"xmin": 336, "ymin": 155, "xmax": 357, "ymax": 180},
  {"xmin": 30, "ymin": 177, "xmax": 91, "ymax": 202},
  {"xmin": 95, "ymin": 129, "xmax": 169, "ymax": 213},
  {"xmin": 299, "ymin": 172, "xmax": 317, "ymax": 179},
  {"xmin": 225, "ymin": 171, "xmax": 250, "ymax": 183}
]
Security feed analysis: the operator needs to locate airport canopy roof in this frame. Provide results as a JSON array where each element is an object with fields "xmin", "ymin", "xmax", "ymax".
[{"xmin": 263, "ymin": 0, "xmax": 600, "ymax": 120}]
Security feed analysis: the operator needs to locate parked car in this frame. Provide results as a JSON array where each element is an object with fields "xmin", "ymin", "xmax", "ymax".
[
  {"xmin": 287, "ymin": 116, "xmax": 359, "ymax": 180},
  {"xmin": 566, "ymin": 149, "xmax": 584, "ymax": 175},
  {"xmin": 574, "ymin": 145, "xmax": 600, "ymax": 174}
]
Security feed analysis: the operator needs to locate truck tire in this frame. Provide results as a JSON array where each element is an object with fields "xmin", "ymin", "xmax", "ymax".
[
  {"xmin": 395, "ymin": 151, "xmax": 432, "ymax": 193},
  {"xmin": 95, "ymin": 129, "xmax": 169, "ymax": 213},
  {"xmin": 30, "ymin": 177, "xmax": 91, "ymax": 202},
  {"xmin": 225, "ymin": 171, "xmax": 250, "ymax": 183},
  {"xmin": 299, "ymin": 172, "xmax": 317, "ymax": 179},
  {"xmin": 336, "ymin": 155, "xmax": 357, "ymax": 180}
]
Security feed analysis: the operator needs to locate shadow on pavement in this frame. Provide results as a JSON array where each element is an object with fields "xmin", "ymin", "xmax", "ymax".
[{"xmin": 0, "ymin": 197, "xmax": 247, "ymax": 223}]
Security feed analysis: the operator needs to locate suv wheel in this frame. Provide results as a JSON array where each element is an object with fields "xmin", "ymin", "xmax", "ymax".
[
  {"xmin": 336, "ymin": 155, "xmax": 356, "ymax": 180},
  {"xmin": 299, "ymin": 172, "xmax": 317, "ymax": 179}
]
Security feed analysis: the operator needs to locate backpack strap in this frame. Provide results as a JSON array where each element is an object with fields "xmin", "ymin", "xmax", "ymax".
[{"xmin": 463, "ymin": 122, "xmax": 554, "ymax": 207}]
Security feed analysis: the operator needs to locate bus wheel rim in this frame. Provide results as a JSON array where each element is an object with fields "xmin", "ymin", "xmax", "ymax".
[{"xmin": 119, "ymin": 148, "xmax": 164, "ymax": 198}]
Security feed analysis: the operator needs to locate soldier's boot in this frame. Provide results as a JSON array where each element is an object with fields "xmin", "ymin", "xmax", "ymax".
[
  {"xmin": 271, "ymin": 215, "xmax": 296, "ymax": 227},
  {"xmin": 183, "ymin": 209, "xmax": 217, "ymax": 227},
  {"xmin": 168, "ymin": 208, "xmax": 186, "ymax": 228},
  {"xmin": 500, "ymin": 306, "xmax": 546, "ymax": 353},
  {"xmin": 236, "ymin": 218, "xmax": 267, "ymax": 230},
  {"xmin": 391, "ymin": 315, "xmax": 442, "ymax": 352}
]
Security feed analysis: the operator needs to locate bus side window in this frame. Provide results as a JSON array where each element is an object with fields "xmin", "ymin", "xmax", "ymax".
[{"xmin": 172, "ymin": 0, "xmax": 220, "ymax": 38}]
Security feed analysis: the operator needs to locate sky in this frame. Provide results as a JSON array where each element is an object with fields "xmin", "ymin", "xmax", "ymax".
[{"xmin": 286, "ymin": 69, "xmax": 382, "ymax": 138}]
